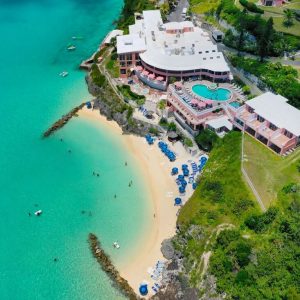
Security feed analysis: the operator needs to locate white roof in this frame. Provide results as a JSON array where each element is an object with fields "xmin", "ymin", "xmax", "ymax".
[
  {"xmin": 246, "ymin": 92, "xmax": 300, "ymax": 136},
  {"xmin": 117, "ymin": 34, "xmax": 146, "ymax": 54},
  {"xmin": 103, "ymin": 30, "xmax": 123, "ymax": 44},
  {"xmin": 206, "ymin": 116, "xmax": 233, "ymax": 130},
  {"xmin": 117, "ymin": 10, "xmax": 230, "ymax": 73}
]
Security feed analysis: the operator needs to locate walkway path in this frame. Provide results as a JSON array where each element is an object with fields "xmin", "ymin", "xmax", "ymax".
[
  {"xmin": 168, "ymin": 0, "xmax": 189, "ymax": 22},
  {"xmin": 241, "ymin": 131, "xmax": 266, "ymax": 212}
]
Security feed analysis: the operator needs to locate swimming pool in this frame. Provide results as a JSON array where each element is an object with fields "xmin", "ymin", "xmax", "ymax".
[
  {"xmin": 192, "ymin": 84, "xmax": 231, "ymax": 101},
  {"xmin": 230, "ymin": 101, "xmax": 241, "ymax": 108}
]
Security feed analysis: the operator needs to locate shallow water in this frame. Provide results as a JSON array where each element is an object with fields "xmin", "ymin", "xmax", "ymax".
[{"xmin": 0, "ymin": 0, "xmax": 151, "ymax": 299}]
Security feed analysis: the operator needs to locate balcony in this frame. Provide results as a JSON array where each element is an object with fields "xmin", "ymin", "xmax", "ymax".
[
  {"xmin": 135, "ymin": 68, "xmax": 167, "ymax": 91},
  {"xmin": 270, "ymin": 134, "xmax": 292, "ymax": 148}
]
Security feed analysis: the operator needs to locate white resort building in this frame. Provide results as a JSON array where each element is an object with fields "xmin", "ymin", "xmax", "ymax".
[{"xmin": 117, "ymin": 10, "xmax": 232, "ymax": 90}]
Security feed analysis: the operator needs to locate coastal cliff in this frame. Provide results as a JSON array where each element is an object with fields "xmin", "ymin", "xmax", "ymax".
[{"xmin": 85, "ymin": 74, "xmax": 163, "ymax": 137}]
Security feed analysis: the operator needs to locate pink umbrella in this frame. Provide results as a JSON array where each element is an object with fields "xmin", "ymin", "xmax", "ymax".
[
  {"xmin": 190, "ymin": 99, "xmax": 198, "ymax": 105},
  {"xmin": 148, "ymin": 74, "xmax": 155, "ymax": 79},
  {"xmin": 142, "ymin": 70, "xmax": 149, "ymax": 76},
  {"xmin": 197, "ymin": 102, "xmax": 206, "ymax": 108},
  {"xmin": 174, "ymin": 81, "xmax": 183, "ymax": 88},
  {"xmin": 136, "ymin": 66, "xmax": 143, "ymax": 71},
  {"xmin": 156, "ymin": 76, "xmax": 164, "ymax": 81},
  {"xmin": 204, "ymin": 99, "xmax": 214, "ymax": 105}
]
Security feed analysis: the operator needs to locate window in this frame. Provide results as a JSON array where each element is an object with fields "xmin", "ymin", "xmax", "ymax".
[
  {"xmin": 120, "ymin": 62, "xmax": 126, "ymax": 67},
  {"xmin": 126, "ymin": 54, "xmax": 132, "ymax": 60},
  {"xmin": 217, "ymin": 56, "xmax": 220, "ymax": 58},
  {"xmin": 257, "ymin": 115, "xmax": 265, "ymax": 122},
  {"xmin": 199, "ymin": 51, "xmax": 202, "ymax": 54},
  {"xmin": 120, "ymin": 69, "xmax": 126, "ymax": 74},
  {"xmin": 205, "ymin": 50, "xmax": 209, "ymax": 53},
  {"xmin": 135, "ymin": 53, "xmax": 139, "ymax": 60},
  {"xmin": 126, "ymin": 61, "xmax": 132, "ymax": 66},
  {"xmin": 119, "ymin": 54, "xmax": 125, "ymax": 60},
  {"xmin": 210, "ymin": 57, "xmax": 213, "ymax": 59},
  {"xmin": 212, "ymin": 50, "xmax": 216, "ymax": 52},
  {"xmin": 269, "ymin": 123, "xmax": 277, "ymax": 131},
  {"xmin": 203, "ymin": 58, "xmax": 206, "ymax": 60},
  {"xmin": 284, "ymin": 130, "xmax": 293, "ymax": 138}
]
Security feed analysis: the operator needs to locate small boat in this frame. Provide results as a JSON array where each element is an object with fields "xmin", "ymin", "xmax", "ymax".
[
  {"xmin": 67, "ymin": 45, "xmax": 76, "ymax": 51},
  {"xmin": 113, "ymin": 242, "xmax": 120, "ymax": 249},
  {"xmin": 59, "ymin": 71, "xmax": 69, "ymax": 77},
  {"xmin": 72, "ymin": 36, "xmax": 83, "ymax": 40},
  {"xmin": 34, "ymin": 210, "xmax": 42, "ymax": 216}
]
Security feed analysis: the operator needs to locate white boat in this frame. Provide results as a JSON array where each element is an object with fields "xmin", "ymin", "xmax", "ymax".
[
  {"xmin": 113, "ymin": 242, "xmax": 120, "ymax": 249},
  {"xmin": 67, "ymin": 45, "xmax": 76, "ymax": 51},
  {"xmin": 72, "ymin": 36, "xmax": 83, "ymax": 40},
  {"xmin": 34, "ymin": 210, "xmax": 42, "ymax": 216},
  {"xmin": 59, "ymin": 71, "xmax": 69, "ymax": 77}
]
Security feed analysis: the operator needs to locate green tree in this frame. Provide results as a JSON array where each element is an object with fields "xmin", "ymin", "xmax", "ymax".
[
  {"xmin": 195, "ymin": 129, "xmax": 219, "ymax": 151},
  {"xmin": 283, "ymin": 9, "xmax": 295, "ymax": 27},
  {"xmin": 257, "ymin": 17, "xmax": 274, "ymax": 62},
  {"xmin": 235, "ymin": 9, "xmax": 247, "ymax": 54}
]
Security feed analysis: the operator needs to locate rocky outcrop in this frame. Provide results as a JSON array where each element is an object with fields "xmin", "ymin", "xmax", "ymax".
[
  {"xmin": 88, "ymin": 233, "xmax": 141, "ymax": 300},
  {"xmin": 86, "ymin": 75, "xmax": 164, "ymax": 137},
  {"xmin": 43, "ymin": 103, "xmax": 85, "ymax": 137}
]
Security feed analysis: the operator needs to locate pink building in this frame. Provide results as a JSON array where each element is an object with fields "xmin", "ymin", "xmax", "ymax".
[
  {"xmin": 234, "ymin": 92, "xmax": 300, "ymax": 155},
  {"xmin": 262, "ymin": 0, "xmax": 284, "ymax": 6}
]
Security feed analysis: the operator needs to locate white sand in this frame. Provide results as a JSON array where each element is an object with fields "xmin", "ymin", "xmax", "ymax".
[{"xmin": 78, "ymin": 106, "xmax": 195, "ymax": 296}]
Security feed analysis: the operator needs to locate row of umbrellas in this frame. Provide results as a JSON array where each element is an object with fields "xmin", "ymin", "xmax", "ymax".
[
  {"xmin": 158, "ymin": 141, "xmax": 176, "ymax": 162},
  {"xmin": 136, "ymin": 66, "xmax": 165, "ymax": 81},
  {"xmin": 145, "ymin": 134, "xmax": 154, "ymax": 145}
]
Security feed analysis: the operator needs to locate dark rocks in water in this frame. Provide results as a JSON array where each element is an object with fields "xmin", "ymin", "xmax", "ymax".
[
  {"xmin": 43, "ymin": 103, "xmax": 85, "ymax": 138},
  {"xmin": 88, "ymin": 233, "xmax": 140, "ymax": 300},
  {"xmin": 161, "ymin": 239, "xmax": 175, "ymax": 260}
]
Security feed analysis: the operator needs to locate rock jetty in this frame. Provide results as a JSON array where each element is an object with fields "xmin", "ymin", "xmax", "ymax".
[
  {"xmin": 43, "ymin": 103, "xmax": 85, "ymax": 138},
  {"xmin": 88, "ymin": 233, "xmax": 141, "ymax": 300}
]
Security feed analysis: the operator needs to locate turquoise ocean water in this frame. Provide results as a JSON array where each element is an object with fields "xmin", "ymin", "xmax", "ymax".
[{"xmin": 0, "ymin": 0, "xmax": 151, "ymax": 299}]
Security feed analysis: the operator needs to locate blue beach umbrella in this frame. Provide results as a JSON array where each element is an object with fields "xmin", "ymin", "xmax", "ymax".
[
  {"xmin": 182, "ymin": 164, "xmax": 188, "ymax": 170},
  {"xmin": 175, "ymin": 197, "xmax": 182, "ymax": 205},
  {"xmin": 86, "ymin": 101, "xmax": 92, "ymax": 109},
  {"xmin": 181, "ymin": 180, "xmax": 187, "ymax": 186},
  {"xmin": 179, "ymin": 186, "xmax": 185, "ymax": 194},
  {"xmin": 139, "ymin": 284, "xmax": 148, "ymax": 296}
]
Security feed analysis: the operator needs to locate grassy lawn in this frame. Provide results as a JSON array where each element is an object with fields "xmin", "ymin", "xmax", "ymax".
[
  {"xmin": 243, "ymin": 134, "xmax": 300, "ymax": 208},
  {"xmin": 261, "ymin": 1, "xmax": 300, "ymax": 36},
  {"xmin": 179, "ymin": 132, "xmax": 257, "ymax": 225},
  {"xmin": 190, "ymin": 0, "xmax": 220, "ymax": 14},
  {"xmin": 105, "ymin": 55, "xmax": 119, "ymax": 78}
]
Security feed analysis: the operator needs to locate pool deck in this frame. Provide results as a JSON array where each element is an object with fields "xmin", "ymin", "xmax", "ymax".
[{"xmin": 184, "ymin": 80, "xmax": 245, "ymax": 104}]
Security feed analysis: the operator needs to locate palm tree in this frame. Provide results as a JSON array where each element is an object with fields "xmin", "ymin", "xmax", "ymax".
[{"xmin": 283, "ymin": 9, "xmax": 295, "ymax": 27}]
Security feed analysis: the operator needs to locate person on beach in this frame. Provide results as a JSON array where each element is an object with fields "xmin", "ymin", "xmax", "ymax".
[
  {"xmin": 28, "ymin": 212, "xmax": 31, "ymax": 217},
  {"xmin": 68, "ymin": 149, "xmax": 72, "ymax": 154},
  {"xmin": 125, "ymin": 162, "xmax": 127, "ymax": 166},
  {"xmin": 114, "ymin": 194, "xmax": 117, "ymax": 198}
]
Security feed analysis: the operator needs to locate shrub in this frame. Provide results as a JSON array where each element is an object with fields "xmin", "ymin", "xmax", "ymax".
[
  {"xmin": 239, "ymin": 0, "xmax": 264, "ymax": 14},
  {"xmin": 242, "ymin": 86, "xmax": 251, "ymax": 95},
  {"xmin": 168, "ymin": 122, "xmax": 177, "ymax": 132},
  {"xmin": 195, "ymin": 129, "xmax": 219, "ymax": 152},
  {"xmin": 184, "ymin": 137, "xmax": 193, "ymax": 147},
  {"xmin": 90, "ymin": 64, "xmax": 106, "ymax": 87},
  {"xmin": 149, "ymin": 127, "xmax": 159, "ymax": 135}
]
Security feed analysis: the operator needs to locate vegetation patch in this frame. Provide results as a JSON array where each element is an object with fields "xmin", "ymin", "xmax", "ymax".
[
  {"xmin": 230, "ymin": 55, "xmax": 300, "ymax": 109},
  {"xmin": 175, "ymin": 132, "xmax": 300, "ymax": 299},
  {"xmin": 117, "ymin": 85, "xmax": 145, "ymax": 105}
]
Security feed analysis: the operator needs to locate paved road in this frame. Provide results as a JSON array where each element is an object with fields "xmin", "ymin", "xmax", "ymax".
[{"xmin": 168, "ymin": 0, "xmax": 189, "ymax": 22}]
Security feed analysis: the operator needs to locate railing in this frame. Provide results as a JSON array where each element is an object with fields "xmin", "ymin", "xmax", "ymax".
[{"xmin": 135, "ymin": 70, "xmax": 167, "ymax": 91}]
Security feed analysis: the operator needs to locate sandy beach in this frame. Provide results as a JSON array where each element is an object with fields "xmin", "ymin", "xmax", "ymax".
[{"xmin": 78, "ymin": 106, "xmax": 196, "ymax": 296}]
